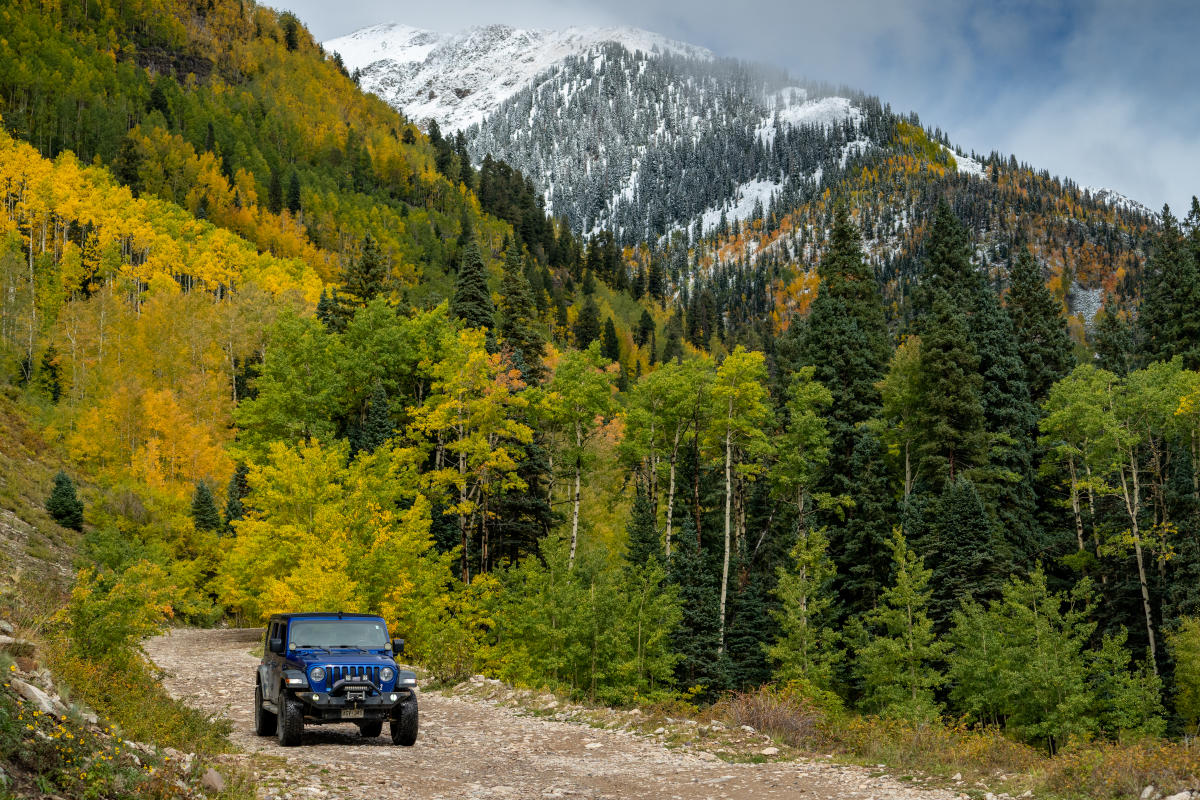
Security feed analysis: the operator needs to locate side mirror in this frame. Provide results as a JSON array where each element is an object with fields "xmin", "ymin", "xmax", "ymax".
[
  {"xmin": 269, "ymin": 637, "xmax": 284, "ymax": 654},
  {"xmin": 392, "ymin": 638, "xmax": 405, "ymax": 656}
]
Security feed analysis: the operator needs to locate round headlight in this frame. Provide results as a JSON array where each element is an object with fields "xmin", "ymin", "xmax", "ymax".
[
  {"xmin": 309, "ymin": 667, "xmax": 326, "ymax": 683},
  {"xmin": 380, "ymin": 667, "xmax": 395, "ymax": 682}
]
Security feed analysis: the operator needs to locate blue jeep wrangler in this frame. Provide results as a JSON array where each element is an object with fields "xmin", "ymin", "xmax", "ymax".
[{"xmin": 254, "ymin": 612, "xmax": 419, "ymax": 747}]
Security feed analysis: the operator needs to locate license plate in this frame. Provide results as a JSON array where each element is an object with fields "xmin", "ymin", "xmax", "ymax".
[{"xmin": 341, "ymin": 708, "xmax": 364, "ymax": 719}]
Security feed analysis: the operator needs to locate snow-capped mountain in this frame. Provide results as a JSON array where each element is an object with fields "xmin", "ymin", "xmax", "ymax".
[
  {"xmin": 327, "ymin": 23, "xmax": 879, "ymax": 241},
  {"xmin": 325, "ymin": 23, "xmax": 712, "ymax": 132},
  {"xmin": 1082, "ymin": 186, "xmax": 1157, "ymax": 218},
  {"xmin": 327, "ymin": 21, "xmax": 1153, "ymax": 320}
]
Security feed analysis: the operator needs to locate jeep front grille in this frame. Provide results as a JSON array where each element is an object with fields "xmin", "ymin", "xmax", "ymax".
[{"xmin": 327, "ymin": 665, "xmax": 381, "ymax": 688}]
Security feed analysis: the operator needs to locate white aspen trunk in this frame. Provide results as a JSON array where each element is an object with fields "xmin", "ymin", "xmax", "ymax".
[
  {"xmin": 26, "ymin": 226, "xmax": 35, "ymax": 381},
  {"xmin": 1118, "ymin": 448, "xmax": 1157, "ymax": 674},
  {"xmin": 459, "ymin": 449, "xmax": 470, "ymax": 584},
  {"xmin": 647, "ymin": 418, "xmax": 658, "ymax": 520},
  {"xmin": 569, "ymin": 421, "xmax": 582, "ymax": 570},
  {"xmin": 1068, "ymin": 458, "xmax": 1085, "ymax": 553},
  {"xmin": 718, "ymin": 423, "xmax": 732, "ymax": 656},
  {"xmin": 1083, "ymin": 458, "xmax": 1104, "ymax": 584},
  {"xmin": 664, "ymin": 430, "xmax": 682, "ymax": 558},
  {"xmin": 903, "ymin": 441, "xmax": 913, "ymax": 500}
]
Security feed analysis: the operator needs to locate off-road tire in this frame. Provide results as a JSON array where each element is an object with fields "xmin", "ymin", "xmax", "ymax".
[
  {"xmin": 358, "ymin": 719, "xmax": 383, "ymax": 738},
  {"xmin": 254, "ymin": 682, "xmax": 277, "ymax": 736},
  {"xmin": 276, "ymin": 693, "xmax": 303, "ymax": 747},
  {"xmin": 390, "ymin": 699, "xmax": 418, "ymax": 746}
]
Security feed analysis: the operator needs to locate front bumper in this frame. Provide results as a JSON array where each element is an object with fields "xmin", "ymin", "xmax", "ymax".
[{"xmin": 292, "ymin": 686, "xmax": 416, "ymax": 724}]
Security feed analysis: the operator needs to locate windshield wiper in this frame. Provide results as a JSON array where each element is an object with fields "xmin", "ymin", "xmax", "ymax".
[
  {"xmin": 331, "ymin": 644, "xmax": 370, "ymax": 651},
  {"xmin": 294, "ymin": 644, "xmax": 330, "ymax": 652}
]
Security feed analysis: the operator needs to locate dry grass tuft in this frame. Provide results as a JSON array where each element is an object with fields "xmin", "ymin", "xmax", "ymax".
[{"xmin": 720, "ymin": 685, "xmax": 829, "ymax": 749}]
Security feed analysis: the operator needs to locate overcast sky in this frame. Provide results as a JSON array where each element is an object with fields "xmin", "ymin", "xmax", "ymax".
[{"xmin": 276, "ymin": 0, "xmax": 1198, "ymax": 214}]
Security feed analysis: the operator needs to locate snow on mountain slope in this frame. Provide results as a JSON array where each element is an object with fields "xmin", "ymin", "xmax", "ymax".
[
  {"xmin": 327, "ymin": 19, "xmax": 1152, "ymax": 268},
  {"xmin": 325, "ymin": 23, "xmax": 712, "ymax": 131},
  {"xmin": 1082, "ymin": 186, "xmax": 1157, "ymax": 218}
]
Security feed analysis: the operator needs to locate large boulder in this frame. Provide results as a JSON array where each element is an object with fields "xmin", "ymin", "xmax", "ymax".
[{"xmin": 10, "ymin": 677, "xmax": 68, "ymax": 718}]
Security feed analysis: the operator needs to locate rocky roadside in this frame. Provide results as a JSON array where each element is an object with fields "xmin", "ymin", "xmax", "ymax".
[
  {"xmin": 0, "ymin": 619, "xmax": 238, "ymax": 799},
  {"xmin": 146, "ymin": 627, "xmax": 975, "ymax": 800}
]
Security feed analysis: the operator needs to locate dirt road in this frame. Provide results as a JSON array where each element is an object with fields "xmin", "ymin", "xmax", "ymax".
[{"xmin": 145, "ymin": 628, "xmax": 963, "ymax": 800}]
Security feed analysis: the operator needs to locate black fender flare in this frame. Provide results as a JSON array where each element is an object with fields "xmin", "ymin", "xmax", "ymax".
[{"xmin": 256, "ymin": 665, "xmax": 274, "ymax": 699}]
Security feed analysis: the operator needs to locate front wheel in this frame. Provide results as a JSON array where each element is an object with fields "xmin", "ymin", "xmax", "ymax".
[
  {"xmin": 390, "ymin": 700, "xmax": 418, "ymax": 746},
  {"xmin": 277, "ymin": 693, "xmax": 303, "ymax": 747},
  {"xmin": 254, "ymin": 682, "xmax": 277, "ymax": 736}
]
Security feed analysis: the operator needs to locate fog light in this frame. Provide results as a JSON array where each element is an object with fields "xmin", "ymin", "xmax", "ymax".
[{"xmin": 390, "ymin": 694, "xmax": 398, "ymax": 702}]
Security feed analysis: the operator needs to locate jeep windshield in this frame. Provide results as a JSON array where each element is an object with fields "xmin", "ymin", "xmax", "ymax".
[{"xmin": 289, "ymin": 620, "xmax": 388, "ymax": 651}]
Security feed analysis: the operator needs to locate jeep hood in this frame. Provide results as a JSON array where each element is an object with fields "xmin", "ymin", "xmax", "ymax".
[{"xmin": 292, "ymin": 651, "xmax": 395, "ymax": 667}]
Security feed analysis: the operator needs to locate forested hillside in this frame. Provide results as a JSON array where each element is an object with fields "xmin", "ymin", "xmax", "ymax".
[{"xmin": 1, "ymin": 2, "xmax": 1200, "ymax": 798}]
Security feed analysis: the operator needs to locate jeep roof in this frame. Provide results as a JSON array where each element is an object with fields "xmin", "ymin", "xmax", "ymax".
[{"xmin": 268, "ymin": 612, "xmax": 385, "ymax": 622}]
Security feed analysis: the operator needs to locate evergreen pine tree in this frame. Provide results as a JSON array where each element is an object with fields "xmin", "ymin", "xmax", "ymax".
[
  {"xmin": 853, "ymin": 529, "xmax": 944, "ymax": 721},
  {"xmin": 835, "ymin": 431, "xmax": 894, "ymax": 618},
  {"xmin": 725, "ymin": 572, "xmax": 773, "ymax": 690},
  {"xmin": 601, "ymin": 318, "xmax": 621, "ymax": 363},
  {"xmin": 971, "ymin": 280, "xmax": 1040, "ymax": 560},
  {"xmin": 451, "ymin": 239, "xmax": 495, "ymax": 330},
  {"xmin": 191, "ymin": 481, "xmax": 222, "ymax": 532},
  {"xmin": 925, "ymin": 477, "xmax": 1003, "ymax": 630},
  {"xmin": 112, "ymin": 134, "xmax": 143, "ymax": 195},
  {"xmin": 316, "ymin": 288, "xmax": 349, "ymax": 333},
  {"xmin": 912, "ymin": 291, "xmax": 987, "ymax": 494},
  {"xmin": 647, "ymin": 256, "xmax": 665, "ymax": 302},
  {"xmin": 668, "ymin": 519, "xmax": 727, "ymax": 693},
  {"xmin": 286, "ymin": 170, "xmax": 302, "ymax": 215},
  {"xmin": 770, "ymin": 524, "xmax": 841, "ymax": 697},
  {"xmin": 267, "ymin": 169, "xmax": 283, "ymax": 214},
  {"xmin": 915, "ymin": 199, "xmax": 977, "ymax": 318},
  {"xmin": 224, "ymin": 462, "xmax": 250, "ymax": 532},
  {"xmin": 356, "ymin": 382, "xmax": 393, "ymax": 453},
  {"xmin": 1138, "ymin": 206, "xmax": 1200, "ymax": 369},
  {"xmin": 492, "ymin": 434, "xmax": 556, "ymax": 564},
  {"xmin": 802, "ymin": 201, "xmax": 890, "ymax": 495},
  {"xmin": 635, "ymin": 309, "xmax": 655, "ymax": 347},
  {"xmin": 1188, "ymin": 196, "xmax": 1200, "ymax": 268},
  {"xmin": 39, "ymin": 345, "xmax": 61, "ymax": 403},
  {"xmin": 1093, "ymin": 299, "xmax": 1134, "ymax": 376},
  {"xmin": 1005, "ymin": 248, "xmax": 1074, "ymax": 404},
  {"xmin": 454, "ymin": 131, "xmax": 475, "ymax": 190},
  {"xmin": 574, "ymin": 297, "xmax": 602, "ymax": 348},
  {"xmin": 46, "ymin": 471, "xmax": 84, "ymax": 531},
  {"xmin": 801, "ymin": 201, "xmax": 891, "ymax": 620},
  {"xmin": 497, "ymin": 246, "xmax": 544, "ymax": 380},
  {"xmin": 661, "ymin": 316, "xmax": 684, "ymax": 363},
  {"xmin": 343, "ymin": 234, "xmax": 390, "ymax": 306},
  {"xmin": 625, "ymin": 481, "xmax": 661, "ymax": 567},
  {"xmin": 280, "ymin": 12, "xmax": 301, "ymax": 50}
]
